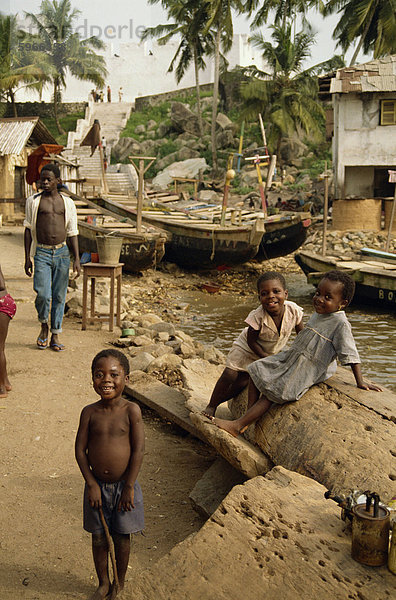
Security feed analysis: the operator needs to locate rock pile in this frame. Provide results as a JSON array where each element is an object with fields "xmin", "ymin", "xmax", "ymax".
[
  {"xmin": 66, "ymin": 279, "xmax": 226, "ymax": 389},
  {"xmin": 303, "ymin": 226, "xmax": 396, "ymax": 256}
]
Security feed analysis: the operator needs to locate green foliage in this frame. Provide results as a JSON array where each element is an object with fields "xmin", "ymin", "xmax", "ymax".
[
  {"xmin": 121, "ymin": 103, "xmax": 171, "ymax": 139},
  {"xmin": 324, "ymin": 0, "xmax": 396, "ymax": 62},
  {"xmin": 240, "ymin": 22, "xmax": 327, "ymax": 157},
  {"xmin": 231, "ymin": 174, "xmax": 254, "ymax": 194},
  {"xmin": 157, "ymin": 140, "xmax": 179, "ymax": 157},
  {"xmin": 41, "ymin": 110, "xmax": 84, "ymax": 145},
  {"xmin": 24, "ymin": 0, "xmax": 106, "ymax": 132}
]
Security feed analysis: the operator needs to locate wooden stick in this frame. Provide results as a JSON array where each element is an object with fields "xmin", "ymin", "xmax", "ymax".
[
  {"xmin": 322, "ymin": 161, "xmax": 329, "ymax": 256},
  {"xmin": 98, "ymin": 506, "xmax": 120, "ymax": 592},
  {"xmin": 385, "ymin": 186, "xmax": 396, "ymax": 253}
]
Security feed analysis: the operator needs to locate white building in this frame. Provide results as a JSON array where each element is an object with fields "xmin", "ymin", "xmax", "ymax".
[
  {"xmin": 18, "ymin": 34, "xmax": 267, "ymax": 104},
  {"xmin": 331, "ymin": 55, "xmax": 396, "ymax": 199}
]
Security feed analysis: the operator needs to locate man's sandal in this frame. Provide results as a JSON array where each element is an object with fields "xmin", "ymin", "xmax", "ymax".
[{"xmin": 36, "ymin": 337, "xmax": 48, "ymax": 349}]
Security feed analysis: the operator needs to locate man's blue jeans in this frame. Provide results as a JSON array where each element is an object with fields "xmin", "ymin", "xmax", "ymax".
[{"xmin": 33, "ymin": 245, "xmax": 70, "ymax": 333}]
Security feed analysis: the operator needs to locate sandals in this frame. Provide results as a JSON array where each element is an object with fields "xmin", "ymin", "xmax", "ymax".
[
  {"xmin": 36, "ymin": 337, "xmax": 48, "ymax": 349},
  {"xmin": 50, "ymin": 342, "xmax": 65, "ymax": 352}
]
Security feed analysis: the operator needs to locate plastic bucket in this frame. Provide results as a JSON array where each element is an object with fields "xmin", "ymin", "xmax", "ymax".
[{"xmin": 96, "ymin": 235, "xmax": 123, "ymax": 264}]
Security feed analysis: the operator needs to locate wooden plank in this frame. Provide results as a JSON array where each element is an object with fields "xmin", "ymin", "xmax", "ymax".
[
  {"xmin": 124, "ymin": 373, "xmax": 206, "ymax": 442},
  {"xmin": 76, "ymin": 208, "xmax": 101, "ymax": 215}
]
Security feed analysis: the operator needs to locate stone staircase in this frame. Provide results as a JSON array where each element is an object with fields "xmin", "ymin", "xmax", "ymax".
[{"xmin": 64, "ymin": 101, "xmax": 137, "ymax": 193}]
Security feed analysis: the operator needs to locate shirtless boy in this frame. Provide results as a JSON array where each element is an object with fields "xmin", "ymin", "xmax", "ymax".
[
  {"xmin": 24, "ymin": 163, "xmax": 80, "ymax": 351},
  {"xmin": 75, "ymin": 349, "xmax": 145, "ymax": 600}
]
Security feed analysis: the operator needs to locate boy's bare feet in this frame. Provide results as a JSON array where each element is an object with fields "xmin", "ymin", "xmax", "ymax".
[
  {"xmin": 89, "ymin": 583, "xmax": 110, "ymax": 600},
  {"xmin": 0, "ymin": 385, "xmax": 8, "ymax": 398},
  {"xmin": 212, "ymin": 417, "xmax": 242, "ymax": 438}
]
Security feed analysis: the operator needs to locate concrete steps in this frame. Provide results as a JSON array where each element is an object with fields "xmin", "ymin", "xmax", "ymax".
[{"xmin": 64, "ymin": 101, "xmax": 134, "ymax": 192}]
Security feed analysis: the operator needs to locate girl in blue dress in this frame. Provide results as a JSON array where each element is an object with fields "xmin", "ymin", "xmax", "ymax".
[{"xmin": 212, "ymin": 271, "xmax": 382, "ymax": 437}]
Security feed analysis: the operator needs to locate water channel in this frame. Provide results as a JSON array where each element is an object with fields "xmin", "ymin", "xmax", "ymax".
[{"xmin": 175, "ymin": 273, "xmax": 396, "ymax": 393}]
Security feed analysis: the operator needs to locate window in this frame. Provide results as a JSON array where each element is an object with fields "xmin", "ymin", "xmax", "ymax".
[{"xmin": 380, "ymin": 100, "xmax": 396, "ymax": 125}]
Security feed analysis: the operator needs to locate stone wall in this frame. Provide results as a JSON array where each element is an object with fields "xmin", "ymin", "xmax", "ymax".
[
  {"xmin": 134, "ymin": 84, "xmax": 214, "ymax": 111},
  {"xmin": 0, "ymin": 102, "xmax": 87, "ymax": 119}
]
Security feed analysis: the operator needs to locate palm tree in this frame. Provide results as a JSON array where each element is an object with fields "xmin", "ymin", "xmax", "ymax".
[
  {"xmin": 206, "ymin": 0, "xmax": 243, "ymax": 173},
  {"xmin": 243, "ymin": 0, "xmax": 322, "ymax": 29},
  {"xmin": 241, "ymin": 23, "xmax": 338, "ymax": 160},
  {"xmin": 141, "ymin": 1, "xmax": 214, "ymax": 137},
  {"xmin": 323, "ymin": 0, "xmax": 396, "ymax": 65},
  {"xmin": 24, "ymin": 0, "xmax": 107, "ymax": 133},
  {"xmin": 0, "ymin": 13, "xmax": 46, "ymax": 117}
]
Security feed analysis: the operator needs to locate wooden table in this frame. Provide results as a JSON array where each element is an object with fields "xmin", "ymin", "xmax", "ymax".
[
  {"xmin": 82, "ymin": 262, "xmax": 123, "ymax": 331},
  {"xmin": 172, "ymin": 177, "xmax": 198, "ymax": 198}
]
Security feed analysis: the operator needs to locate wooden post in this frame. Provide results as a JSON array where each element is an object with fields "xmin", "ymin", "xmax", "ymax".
[
  {"xmin": 128, "ymin": 156, "xmax": 156, "ymax": 233},
  {"xmin": 385, "ymin": 170, "xmax": 396, "ymax": 253},
  {"xmin": 245, "ymin": 155, "xmax": 268, "ymax": 215},
  {"xmin": 322, "ymin": 161, "xmax": 329, "ymax": 256},
  {"xmin": 236, "ymin": 121, "xmax": 245, "ymax": 173},
  {"xmin": 220, "ymin": 169, "xmax": 235, "ymax": 226}
]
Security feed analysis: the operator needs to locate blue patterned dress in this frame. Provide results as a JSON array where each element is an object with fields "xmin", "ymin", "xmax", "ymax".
[{"xmin": 248, "ymin": 311, "xmax": 360, "ymax": 405}]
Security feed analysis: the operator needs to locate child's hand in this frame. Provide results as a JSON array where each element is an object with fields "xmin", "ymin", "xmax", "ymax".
[
  {"xmin": 118, "ymin": 484, "xmax": 135, "ymax": 511},
  {"xmin": 357, "ymin": 381, "xmax": 383, "ymax": 392},
  {"xmin": 87, "ymin": 481, "xmax": 102, "ymax": 508}
]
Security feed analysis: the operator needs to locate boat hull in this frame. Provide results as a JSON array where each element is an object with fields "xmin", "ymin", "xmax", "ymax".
[
  {"xmin": 164, "ymin": 233, "xmax": 259, "ymax": 268},
  {"xmin": 78, "ymin": 222, "xmax": 165, "ymax": 273},
  {"xmin": 258, "ymin": 217, "xmax": 311, "ymax": 260},
  {"xmin": 92, "ymin": 196, "xmax": 264, "ymax": 268},
  {"xmin": 295, "ymin": 251, "xmax": 396, "ymax": 309}
]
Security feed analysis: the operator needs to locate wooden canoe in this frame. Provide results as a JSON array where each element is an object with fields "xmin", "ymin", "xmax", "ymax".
[
  {"xmin": 295, "ymin": 250, "xmax": 396, "ymax": 310},
  {"xmin": 66, "ymin": 191, "xmax": 167, "ymax": 273}
]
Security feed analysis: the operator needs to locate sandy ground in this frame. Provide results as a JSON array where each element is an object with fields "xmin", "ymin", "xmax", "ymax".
[{"xmin": 0, "ymin": 227, "xmax": 215, "ymax": 600}]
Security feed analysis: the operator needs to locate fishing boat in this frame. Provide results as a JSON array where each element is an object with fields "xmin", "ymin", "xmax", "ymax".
[
  {"xmin": 295, "ymin": 250, "xmax": 396, "ymax": 309},
  {"xmin": 91, "ymin": 194, "xmax": 265, "ymax": 268},
  {"xmin": 257, "ymin": 212, "xmax": 311, "ymax": 260},
  {"xmin": 66, "ymin": 192, "xmax": 167, "ymax": 273},
  {"xmin": 90, "ymin": 192, "xmax": 310, "ymax": 268},
  {"xmin": 142, "ymin": 191, "xmax": 311, "ymax": 263}
]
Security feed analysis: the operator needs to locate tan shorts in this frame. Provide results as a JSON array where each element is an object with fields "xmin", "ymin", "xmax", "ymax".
[{"xmin": 225, "ymin": 345, "xmax": 259, "ymax": 372}]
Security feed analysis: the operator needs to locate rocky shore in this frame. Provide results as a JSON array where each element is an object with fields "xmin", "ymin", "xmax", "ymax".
[{"xmin": 62, "ymin": 224, "xmax": 396, "ymax": 600}]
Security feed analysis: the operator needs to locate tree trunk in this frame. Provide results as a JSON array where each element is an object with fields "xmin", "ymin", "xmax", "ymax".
[
  {"xmin": 53, "ymin": 80, "xmax": 65, "ymax": 135},
  {"xmin": 349, "ymin": 0, "xmax": 378, "ymax": 66},
  {"xmin": 193, "ymin": 47, "xmax": 203, "ymax": 138},
  {"xmin": 211, "ymin": 27, "xmax": 221, "ymax": 174},
  {"xmin": 8, "ymin": 89, "xmax": 17, "ymax": 117}
]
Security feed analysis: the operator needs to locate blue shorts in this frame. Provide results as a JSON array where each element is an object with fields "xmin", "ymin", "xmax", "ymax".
[{"xmin": 83, "ymin": 479, "xmax": 144, "ymax": 535}]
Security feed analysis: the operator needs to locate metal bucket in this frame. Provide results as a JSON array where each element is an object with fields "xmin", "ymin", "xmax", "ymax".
[
  {"xmin": 96, "ymin": 235, "xmax": 123, "ymax": 264},
  {"xmin": 351, "ymin": 503, "xmax": 390, "ymax": 566}
]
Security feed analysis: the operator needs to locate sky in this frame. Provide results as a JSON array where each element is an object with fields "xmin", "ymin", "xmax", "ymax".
[{"xmin": 6, "ymin": 0, "xmax": 366, "ymax": 67}]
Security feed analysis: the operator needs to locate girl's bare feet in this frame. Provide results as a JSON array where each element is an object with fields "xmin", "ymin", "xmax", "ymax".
[
  {"xmin": 0, "ymin": 386, "xmax": 8, "ymax": 398},
  {"xmin": 202, "ymin": 405, "xmax": 215, "ymax": 418},
  {"xmin": 212, "ymin": 417, "xmax": 242, "ymax": 438}
]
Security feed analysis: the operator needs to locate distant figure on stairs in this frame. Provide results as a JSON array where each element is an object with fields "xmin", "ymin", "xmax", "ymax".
[
  {"xmin": 107, "ymin": 85, "xmax": 111, "ymax": 102},
  {"xmin": 118, "ymin": 86, "xmax": 123, "ymax": 102}
]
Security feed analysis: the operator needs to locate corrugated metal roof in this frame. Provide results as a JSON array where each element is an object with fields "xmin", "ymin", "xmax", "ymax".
[
  {"xmin": 329, "ymin": 55, "xmax": 396, "ymax": 94},
  {"xmin": 0, "ymin": 117, "xmax": 57, "ymax": 156}
]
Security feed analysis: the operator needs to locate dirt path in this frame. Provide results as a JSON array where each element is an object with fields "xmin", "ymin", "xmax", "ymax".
[{"xmin": 0, "ymin": 227, "xmax": 214, "ymax": 599}]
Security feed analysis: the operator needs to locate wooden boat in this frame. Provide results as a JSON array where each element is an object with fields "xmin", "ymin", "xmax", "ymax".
[
  {"xmin": 90, "ymin": 192, "xmax": 310, "ymax": 268},
  {"xmin": 66, "ymin": 192, "xmax": 167, "ymax": 273},
  {"xmin": 91, "ymin": 194, "xmax": 265, "ymax": 268},
  {"xmin": 257, "ymin": 213, "xmax": 311, "ymax": 260},
  {"xmin": 295, "ymin": 249, "xmax": 396, "ymax": 309}
]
